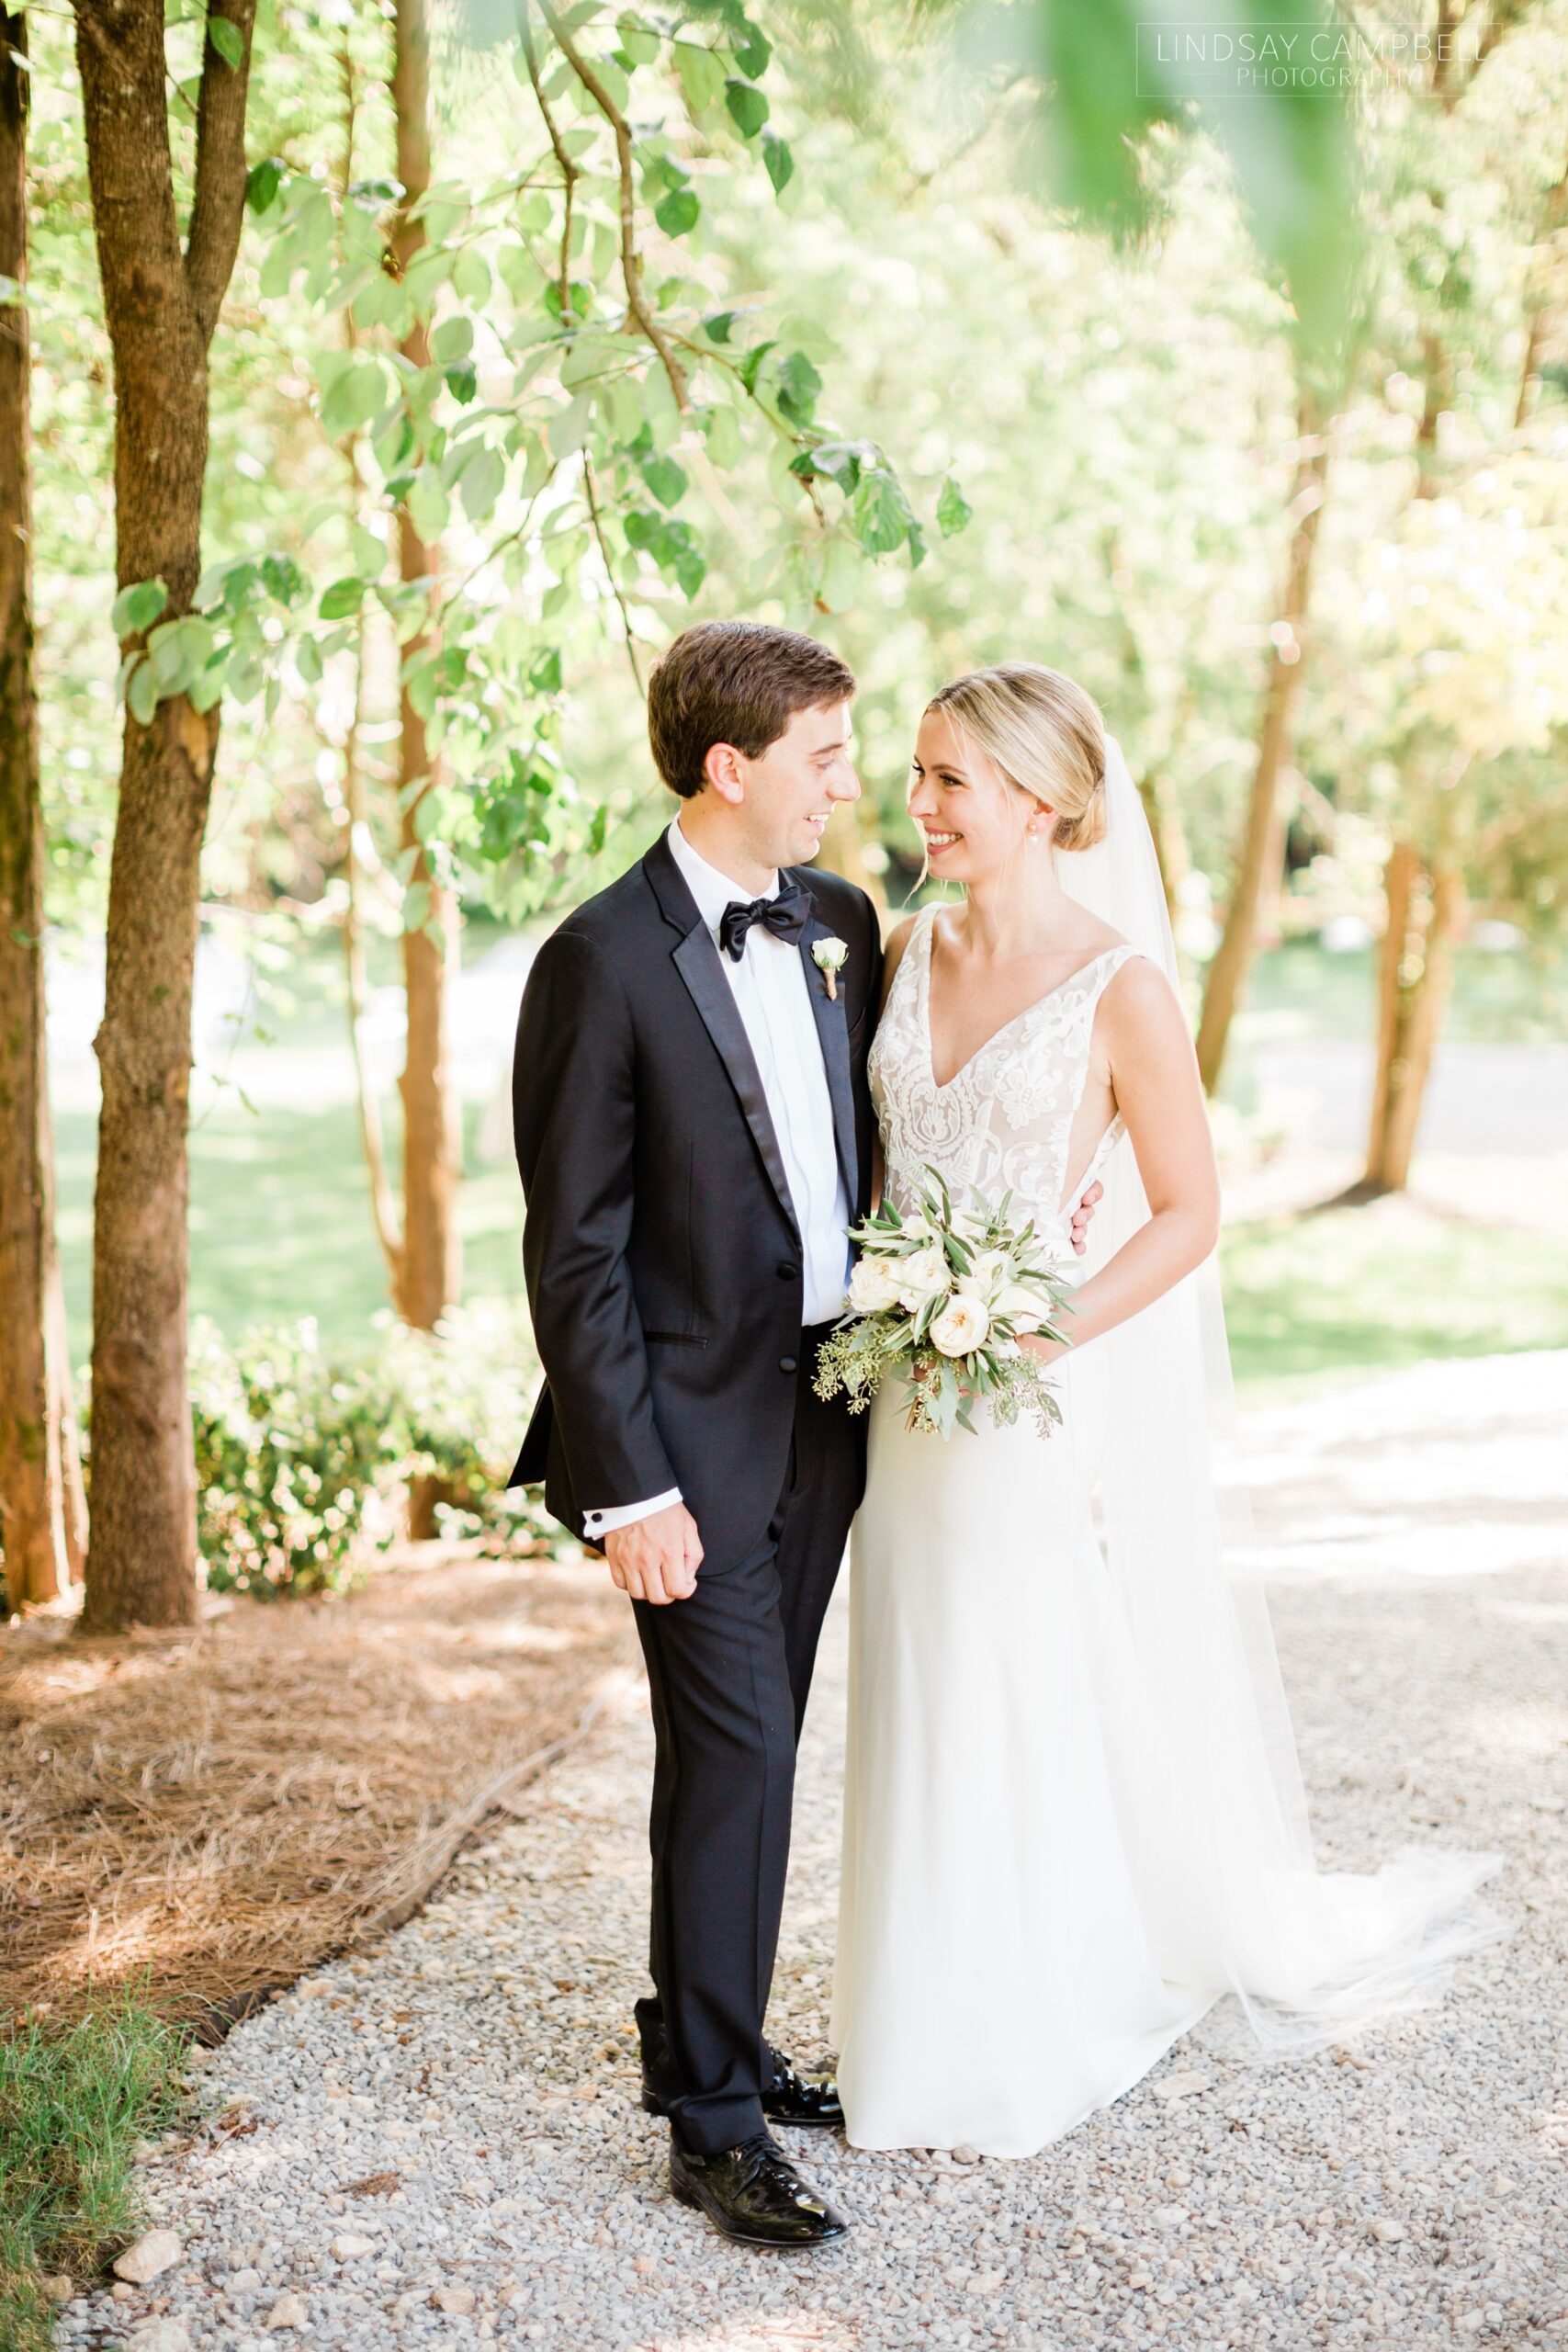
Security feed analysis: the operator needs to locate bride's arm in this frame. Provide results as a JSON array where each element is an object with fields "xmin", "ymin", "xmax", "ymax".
[{"xmin": 1025, "ymin": 959, "xmax": 1220, "ymax": 1362}]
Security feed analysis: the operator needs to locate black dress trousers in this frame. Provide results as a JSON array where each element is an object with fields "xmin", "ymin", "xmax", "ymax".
[{"xmin": 629, "ymin": 1325, "xmax": 865, "ymax": 2156}]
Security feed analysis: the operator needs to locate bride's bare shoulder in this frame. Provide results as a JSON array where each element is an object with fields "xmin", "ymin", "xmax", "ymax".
[
  {"xmin": 1099, "ymin": 950, "xmax": 1190, "ymax": 1055},
  {"xmin": 878, "ymin": 913, "xmax": 921, "ymax": 1007}
]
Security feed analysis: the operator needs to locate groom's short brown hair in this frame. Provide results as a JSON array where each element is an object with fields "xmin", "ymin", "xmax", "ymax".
[{"xmin": 648, "ymin": 621, "xmax": 856, "ymax": 799}]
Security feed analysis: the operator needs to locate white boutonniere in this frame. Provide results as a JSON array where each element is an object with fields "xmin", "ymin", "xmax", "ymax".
[{"xmin": 811, "ymin": 935, "xmax": 850, "ymax": 1002}]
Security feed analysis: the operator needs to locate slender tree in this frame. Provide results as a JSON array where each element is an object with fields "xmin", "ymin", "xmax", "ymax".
[
  {"xmin": 1194, "ymin": 384, "xmax": 1331, "ymax": 1094},
  {"xmin": 390, "ymin": 0, "xmax": 461, "ymax": 1333},
  {"xmin": 0, "ymin": 5, "xmax": 88, "ymax": 1610},
  {"xmin": 73, "ymin": 0, "xmax": 256, "ymax": 1631}
]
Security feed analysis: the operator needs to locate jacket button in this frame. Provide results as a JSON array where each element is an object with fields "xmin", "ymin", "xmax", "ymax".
[
  {"xmin": 779, "ymin": 1355, "xmax": 798, "ymax": 1374},
  {"xmin": 775, "ymin": 1261, "xmax": 797, "ymax": 1281}
]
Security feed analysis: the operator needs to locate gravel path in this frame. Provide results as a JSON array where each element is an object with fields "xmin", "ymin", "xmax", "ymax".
[{"xmin": 67, "ymin": 1353, "xmax": 1568, "ymax": 2352}]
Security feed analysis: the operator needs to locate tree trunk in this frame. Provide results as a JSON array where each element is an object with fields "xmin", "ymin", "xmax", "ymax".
[
  {"xmin": 1134, "ymin": 763, "xmax": 1189, "ymax": 929},
  {"xmin": 0, "ymin": 7, "xmax": 85, "ymax": 1610},
  {"xmin": 1362, "ymin": 852, "xmax": 1463, "ymax": 1195},
  {"xmin": 391, "ymin": 0, "xmax": 460, "ymax": 1336},
  {"xmin": 73, "ymin": 0, "xmax": 255, "ymax": 1632},
  {"xmin": 1194, "ymin": 387, "xmax": 1329, "ymax": 1095}
]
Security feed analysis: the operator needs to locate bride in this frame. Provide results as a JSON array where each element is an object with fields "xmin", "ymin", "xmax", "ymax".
[{"xmin": 831, "ymin": 662, "xmax": 1502, "ymax": 2159}]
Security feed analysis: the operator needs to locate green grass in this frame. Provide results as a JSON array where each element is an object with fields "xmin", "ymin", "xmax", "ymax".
[
  {"xmin": 1221, "ymin": 1198, "xmax": 1568, "ymax": 1401},
  {"xmin": 1235, "ymin": 937, "xmax": 1568, "ymax": 1046},
  {"xmin": 55, "ymin": 1097, "xmax": 524, "ymax": 1354},
  {"xmin": 0, "ymin": 1997, "xmax": 189, "ymax": 2352}
]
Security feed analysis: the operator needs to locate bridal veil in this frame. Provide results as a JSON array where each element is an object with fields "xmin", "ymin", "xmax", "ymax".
[{"xmin": 1055, "ymin": 737, "xmax": 1504, "ymax": 2052}]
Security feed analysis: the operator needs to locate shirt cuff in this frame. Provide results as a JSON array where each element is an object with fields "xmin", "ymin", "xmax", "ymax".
[{"xmin": 583, "ymin": 1488, "xmax": 682, "ymax": 1538}]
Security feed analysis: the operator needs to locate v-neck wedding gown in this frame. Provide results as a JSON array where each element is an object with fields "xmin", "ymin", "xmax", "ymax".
[{"xmin": 831, "ymin": 908, "xmax": 1216, "ymax": 2156}]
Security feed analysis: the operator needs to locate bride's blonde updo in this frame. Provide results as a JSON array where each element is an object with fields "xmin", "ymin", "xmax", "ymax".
[{"xmin": 926, "ymin": 663, "xmax": 1109, "ymax": 854}]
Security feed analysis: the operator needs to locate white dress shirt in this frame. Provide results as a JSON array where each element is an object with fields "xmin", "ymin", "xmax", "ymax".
[{"xmin": 583, "ymin": 818, "xmax": 852, "ymax": 1541}]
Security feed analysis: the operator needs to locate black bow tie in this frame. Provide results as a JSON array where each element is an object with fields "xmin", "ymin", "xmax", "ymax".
[{"xmin": 718, "ymin": 879, "xmax": 811, "ymax": 962}]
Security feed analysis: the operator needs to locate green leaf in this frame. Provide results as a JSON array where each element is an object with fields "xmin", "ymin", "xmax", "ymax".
[
  {"xmin": 444, "ymin": 361, "xmax": 479, "ymax": 405},
  {"xmin": 655, "ymin": 187, "xmax": 700, "ymax": 239},
  {"xmin": 260, "ymin": 551, "xmax": 305, "ymax": 606},
  {"xmin": 245, "ymin": 156, "xmax": 285, "ymax": 214},
  {"xmin": 640, "ymin": 453, "xmax": 687, "ymax": 510},
  {"xmin": 774, "ymin": 350, "xmax": 822, "ymax": 427},
  {"xmin": 617, "ymin": 14, "xmax": 660, "ymax": 66},
  {"xmin": 761, "ymin": 130, "xmax": 794, "ymax": 195},
  {"xmin": 432, "ymin": 315, "xmax": 473, "ymax": 367},
  {"xmin": 126, "ymin": 657, "xmax": 158, "ymax": 727},
  {"xmin": 702, "ymin": 310, "xmax": 739, "ymax": 345},
  {"xmin": 852, "ymin": 468, "xmax": 914, "ymax": 558},
  {"xmin": 936, "ymin": 476, "xmax": 973, "ymax": 537},
  {"xmin": 733, "ymin": 17, "xmax": 771, "ymax": 76},
  {"xmin": 799, "ymin": 438, "xmax": 868, "ymax": 492},
  {"xmin": 321, "ymin": 578, "xmax": 366, "ymax": 621},
  {"xmin": 675, "ymin": 41, "xmax": 725, "ymax": 117},
  {"xmin": 459, "ymin": 444, "xmax": 505, "ymax": 525},
  {"xmin": 295, "ymin": 633, "xmax": 323, "ymax": 685},
  {"xmin": 406, "ymin": 472, "xmax": 451, "ymax": 542},
  {"xmin": 528, "ymin": 647, "xmax": 563, "ymax": 694},
  {"xmin": 320, "ymin": 356, "xmax": 388, "ymax": 438},
  {"xmin": 704, "ymin": 403, "xmax": 741, "ymax": 467},
  {"xmin": 188, "ymin": 657, "xmax": 227, "ymax": 715},
  {"xmin": 452, "ymin": 246, "xmax": 491, "ymax": 307},
  {"xmin": 111, "ymin": 579, "xmax": 169, "ymax": 639},
  {"xmin": 725, "ymin": 78, "xmax": 769, "ymax": 139},
  {"xmin": 738, "ymin": 339, "xmax": 777, "ymax": 396},
  {"xmin": 207, "ymin": 12, "xmax": 243, "ymax": 70}
]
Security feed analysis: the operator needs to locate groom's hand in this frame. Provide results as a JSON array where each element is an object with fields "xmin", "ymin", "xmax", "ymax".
[
  {"xmin": 1070, "ymin": 1179, "xmax": 1104, "ymax": 1256},
  {"xmin": 604, "ymin": 1501, "xmax": 703, "ymax": 1606}
]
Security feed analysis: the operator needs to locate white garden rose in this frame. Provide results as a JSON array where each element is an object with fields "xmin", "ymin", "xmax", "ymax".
[
  {"xmin": 930, "ymin": 1294, "xmax": 990, "ymax": 1357},
  {"xmin": 898, "ymin": 1211, "xmax": 934, "ymax": 1243},
  {"xmin": 848, "ymin": 1253, "xmax": 904, "ymax": 1313},
  {"xmin": 960, "ymin": 1249, "xmax": 1011, "ymax": 1301},
  {"xmin": 896, "ymin": 1243, "xmax": 952, "ymax": 1310}
]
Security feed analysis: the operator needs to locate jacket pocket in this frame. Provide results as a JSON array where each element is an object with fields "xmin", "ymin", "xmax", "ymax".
[{"xmin": 644, "ymin": 1331, "xmax": 711, "ymax": 1347}]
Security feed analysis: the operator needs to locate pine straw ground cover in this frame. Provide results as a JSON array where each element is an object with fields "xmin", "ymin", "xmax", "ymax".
[{"xmin": 0, "ymin": 1543, "xmax": 637, "ymax": 2037}]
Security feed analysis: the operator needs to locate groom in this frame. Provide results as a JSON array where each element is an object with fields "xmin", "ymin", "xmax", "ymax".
[{"xmin": 510, "ymin": 622, "xmax": 1090, "ymax": 2247}]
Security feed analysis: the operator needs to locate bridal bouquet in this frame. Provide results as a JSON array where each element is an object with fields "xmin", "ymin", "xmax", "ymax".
[{"xmin": 814, "ymin": 1168, "xmax": 1077, "ymax": 1438}]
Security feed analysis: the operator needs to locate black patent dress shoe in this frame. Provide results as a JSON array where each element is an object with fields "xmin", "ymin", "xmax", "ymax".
[
  {"xmin": 669, "ymin": 2129, "xmax": 851, "ymax": 2249},
  {"xmin": 640, "ymin": 2048, "xmax": 844, "ymax": 2130},
  {"xmin": 760, "ymin": 2052, "xmax": 845, "ymax": 2129}
]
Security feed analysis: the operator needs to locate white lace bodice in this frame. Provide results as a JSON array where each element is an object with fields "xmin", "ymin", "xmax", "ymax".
[{"xmin": 872, "ymin": 907, "xmax": 1140, "ymax": 1250}]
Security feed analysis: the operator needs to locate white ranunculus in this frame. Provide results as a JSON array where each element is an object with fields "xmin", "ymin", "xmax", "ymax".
[
  {"xmin": 898, "ymin": 1210, "xmax": 934, "ymax": 1243},
  {"xmin": 930, "ymin": 1294, "xmax": 990, "ymax": 1357},
  {"xmin": 849, "ymin": 1253, "xmax": 904, "ymax": 1313},
  {"xmin": 896, "ymin": 1243, "xmax": 953, "ymax": 1311}
]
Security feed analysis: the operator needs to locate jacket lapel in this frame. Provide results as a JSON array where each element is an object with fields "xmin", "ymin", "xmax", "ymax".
[
  {"xmin": 647, "ymin": 833, "xmax": 801, "ymax": 1241},
  {"xmin": 799, "ymin": 902, "xmax": 859, "ymax": 1209}
]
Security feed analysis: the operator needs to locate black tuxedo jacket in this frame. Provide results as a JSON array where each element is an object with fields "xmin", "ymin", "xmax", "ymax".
[{"xmin": 509, "ymin": 828, "xmax": 883, "ymax": 1569}]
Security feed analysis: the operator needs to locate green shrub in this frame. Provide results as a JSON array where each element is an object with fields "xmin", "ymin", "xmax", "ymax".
[{"xmin": 191, "ymin": 1299, "xmax": 552, "ymax": 1600}]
